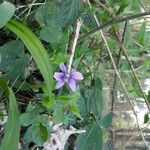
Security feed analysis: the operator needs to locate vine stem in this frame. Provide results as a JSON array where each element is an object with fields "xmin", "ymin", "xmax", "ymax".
[
  {"xmin": 99, "ymin": 19, "xmax": 150, "ymax": 150},
  {"xmin": 67, "ymin": 19, "xmax": 83, "ymax": 73},
  {"xmin": 111, "ymin": 21, "xmax": 128, "ymax": 141},
  {"xmin": 78, "ymin": 11, "xmax": 150, "ymax": 42},
  {"xmin": 115, "ymin": 32, "xmax": 150, "ymax": 112},
  {"xmin": 86, "ymin": 0, "xmax": 150, "ymax": 148}
]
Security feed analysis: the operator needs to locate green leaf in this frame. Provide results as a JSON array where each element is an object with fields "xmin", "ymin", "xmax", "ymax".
[
  {"xmin": 60, "ymin": 0, "xmax": 83, "ymax": 26},
  {"xmin": 58, "ymin": 93, "xmax": 79, "ymax": 103},
  {"xmin": 53, "ymin": 103, "xmax": 68, "ymax": 124},
  {"xmin": 55, "ymin": 93, "xmax": 81, "ymax": 120},
  {"xmin": 0, "ymin": 78, "xmax": 9, "ymax": 96},
  {"xmin": 137, "ymin": 22, "xmax": 147, "ymax": 46},
  {"xmin": 76, "ymin": 121, "xmax": 103, "ymax": 150},
  {"xmin": 23, "ymin": 114, "xmax": 51, "ymax": 146},
  {"xmin": 129, "ymin": 0, "xmax": 141, "ymax": 13},
  {"xmin": 0, "ymin": 79, "xmax": 20, "ymax": 150},
  {"xmin": 35, "ymin": 1, "xmax": 62, "ymax": 43},
  {"xmin": 78, "ymin": 93, "xmax": 89, "ymax": 118},
  {"xmin": 126, "ymin": 47, "xmax": 139, "ymax": 57},
  {"xmin": 87, "ymin": 78, "xmax": 103, "ymax": 119},
  {"xmin": 70, "ymin": 105, "xmax": 82, "ymax": 120},
  {"xmin": 147, "ymin": 90, "xmax": 150, "ymax": 103},
  {"xmin": 40, "ymin": 25, "xmax": 62, "ymax": 43},
  {"xmin": 39, "ymin": 122, "xmax": 49, "ymax": 142},
  {"xmin": 144, "ymin": 113, "xmax": 149, "ymax": 124},
  {"xmin": 100, "ymin": 112, "xmax": 112, "ymax": 128},
  {"xmin": 83, "ymin": 13, "xmax": 98, "ymax": 29},
  {"xmin": 107, "ymin": 39, "xmax": 119, "ymax": 53},
  {"xmin": 0, "ymin": 40, "xmax": 30, "ymax": 87},
  {"xmin": 6, "ymin": 20, "xmax": 53, "ymax": 93},
  {"xmin": 130, "ymin": 77, "xmax": 141, "ymax": 97},
  {"xmin": 120, "ymin": 59, "xmax": 129, "ymax": 72},
  {"xmin": 49, "ymin": 30, "xmax": 69, "ymax": 53},
  {"xmin": 42, "ymin": 93, "xmax": 55, "ymax": 109},
  {"xmin": 116, "ymin": 0, "xmax": 129, "ymax": 15},
  {"xmin": 20, "ymin": 106, "xmax": 41, "ymax": 126},
  {"xmin": 24, "ymin": 123, "xmax": 49, "ymax": 146},
  {"xmin": 0, "ymin": 1, "xmax": 15, "ymax": 29},
  {"xmin": 50, "ymin": 53, "xmax": 68, "ymax": 64}
]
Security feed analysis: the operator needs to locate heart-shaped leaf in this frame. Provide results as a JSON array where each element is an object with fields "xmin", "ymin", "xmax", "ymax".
[{"xmin": 0, "ymin": 1, "xmax": 15, "ymax": 29}]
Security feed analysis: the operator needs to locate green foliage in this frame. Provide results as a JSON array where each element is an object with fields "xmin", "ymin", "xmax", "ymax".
[
  {"xmin": 0, "ymin": 40, "xmax": 30, "ymax": 86},
  {"xmin": 87, "ymin": 78, "xmax": 103, "ymax": 119},
  {"xmin": 144, "ymin": 113, "xmax": 149, "ymax": 124},
  {"xmin": 137, "ymin": 22, "xmax": 147, "ymax": 46},
  {"xmin": 53, "ymin": 103, "xmax": 68, "ymax": 124},
  {"xmin": 78, "ymin": 93, "xmax": 89, "ymax": 118},
  {"xmin": 60, "ymin": 0, "xmax": 83, "ymax": 26},
  {"xmin": 42, "ymin": 93, "xmax": 55, "ymax": 109},
  {"xmin": 100, "ymin": 112, "xmax": 112, "ymax": 128},
  {"xmin": 6, "ymin": 20, "xmax": 53, "ymax": 93},
  {"xmin": 78, "ymin": 78, "xmax": 104, "ymax": 123},
  {"xmin": 130, "ymin": 77, "xmax": 141, "ymax": 97},
  {"xmin": 128, "ymin": 0, "xmax": 141, "ymax": 13},
  {"xmin": 20, "ymin": 103, "xmax": 51, "ymax": 146},
  {"xmin": 0, "ymin": 1, "xmax": 15, "ymax": 29},
  {"xmin": 107, "ymin": 0, "xmax": 141, "ymax": 14},
  {"xmin": 50, "ymin": 53, "xmax": 68, "ymax": 64},
  {"xmin": 23, "ymin": 115, "xmax": 51, "ymax": 146},
  {"xmin": 147, "ymin": 91, "xmax": 150, "ymax": 103},
  {"xmin": 107, "ymin": 39, "xmax": 119, "ymax": 53},
  {"xmin": 116, "ymin": 0, "xmax": 129, "ymax": 15},
  {"xmin": 120, "ymin": 59, "xmax": 129, "ymax": 72},
  {"xmin": 20, "ymin": 105, "xmax": 41, "ymax": 126},
  {"xmin": 35, "ymin": 1, "xmax": 62, "ymax": 43},
  {"xmin": 0, "ymin": 79, "xmax": 20, "ymax": 150},
  {"xmin": 76, "ymin": 121, "xmax": 103, "ymax": 150},
  {"xmin": 1, "ymin": 0, "xmax": 150, "ymax": 149},
  {"xmin": 53, "ymin": 93, "xmax": 82, "ymax": 123}
]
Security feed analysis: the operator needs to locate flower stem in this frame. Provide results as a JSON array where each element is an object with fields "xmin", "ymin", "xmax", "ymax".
[{"xmin": 67, "ymin": 19, "xmax": 82, "ymax": 73}]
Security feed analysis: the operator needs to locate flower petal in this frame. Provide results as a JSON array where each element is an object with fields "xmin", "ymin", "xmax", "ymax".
[
  {"xmin": 71, "ymin": 71, "xmax": 83, "ymax": 80},
  {"xmin": 59, "ymin": 63, "xmax": 67, "ymax": 72},
  {"xmin": 55, "ymin": 81, "xmax": 65, "ymax": 89},
  {"xmin": 54, "ymin": 72, "xmax": 65, "ymax": 82},
  {"xmin": 68, "ymin": 79, "xmax": 76, "ymax": 92}
]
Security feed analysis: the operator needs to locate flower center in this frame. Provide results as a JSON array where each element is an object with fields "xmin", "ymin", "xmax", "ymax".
[{"xmin": 64, "ymin": 73, "xmax": 70, "ymax": 83}]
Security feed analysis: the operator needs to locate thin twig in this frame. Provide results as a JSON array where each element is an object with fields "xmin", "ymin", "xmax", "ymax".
[
  {"xmin": 95, "ymin": 0, "xmax": 113, "ymax": 15},
  {"xmin": 16, "ymin": 2, "xmax": 46, "ymax": 10},
  {"xmin": 138, "ymin": 0, "xmax": 147, "ymax": 12},
  {"xmin": 102, "ymin": 22, "xmax": 150, "ymax": 150},
  {"xmin": 15, "ymin": 7, "xmax": 29, "ymax": 19},
  {"xmin": 86, "ymin": 1, "xmax": 150, "ymax": 149},
  {"xmin": 85, "ymin": 1, "xmax": 136, "ymax": 124},
  {"xmin": 67, "ymin": 19, "xmax": 82, "ymax": 73},
  {"xmin": 111, "ymin": 21, "xmax": 128, "ymax": 141},
  {"xmin": 25, "ymin": 0, "xmax": 37, "ymax": 20},
  {"xmin": 112, "ymin": 21, "xmax": 128, "ymax": 105},
  {"xmin": 121, "ymin": 121, "xmax": 150, "ymax": 149},
  {"xmin": 78, "ymin": 11, "xmax": 150, "ymax": 42},
  {"xmin": 115, "ymin": 33, "xmax": 150, "ymax": 112},
  {"xmin": 15, "ymin": 0, "xmax": 46, "ymax": 20}
]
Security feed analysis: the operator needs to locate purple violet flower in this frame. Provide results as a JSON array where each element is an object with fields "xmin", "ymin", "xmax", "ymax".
[{"xmin": 54, "ymin": 64, "xmax": 83, "ymax": 92}]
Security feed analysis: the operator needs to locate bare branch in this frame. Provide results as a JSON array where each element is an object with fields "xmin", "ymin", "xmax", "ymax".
[
  {"xmin": 115, "ymin": 33, "xmax": 150, "ymax": 112},
  {"xmin": 86, "ymin": 1, "xmax": 150, "ymax": 149},
  {"xmin": 67, "ymin": 19, "xmax": 83, "ymax": 73},
  {"xmin": 78, "ymin": 11, "xmax": 150, "ymax": 42}
]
